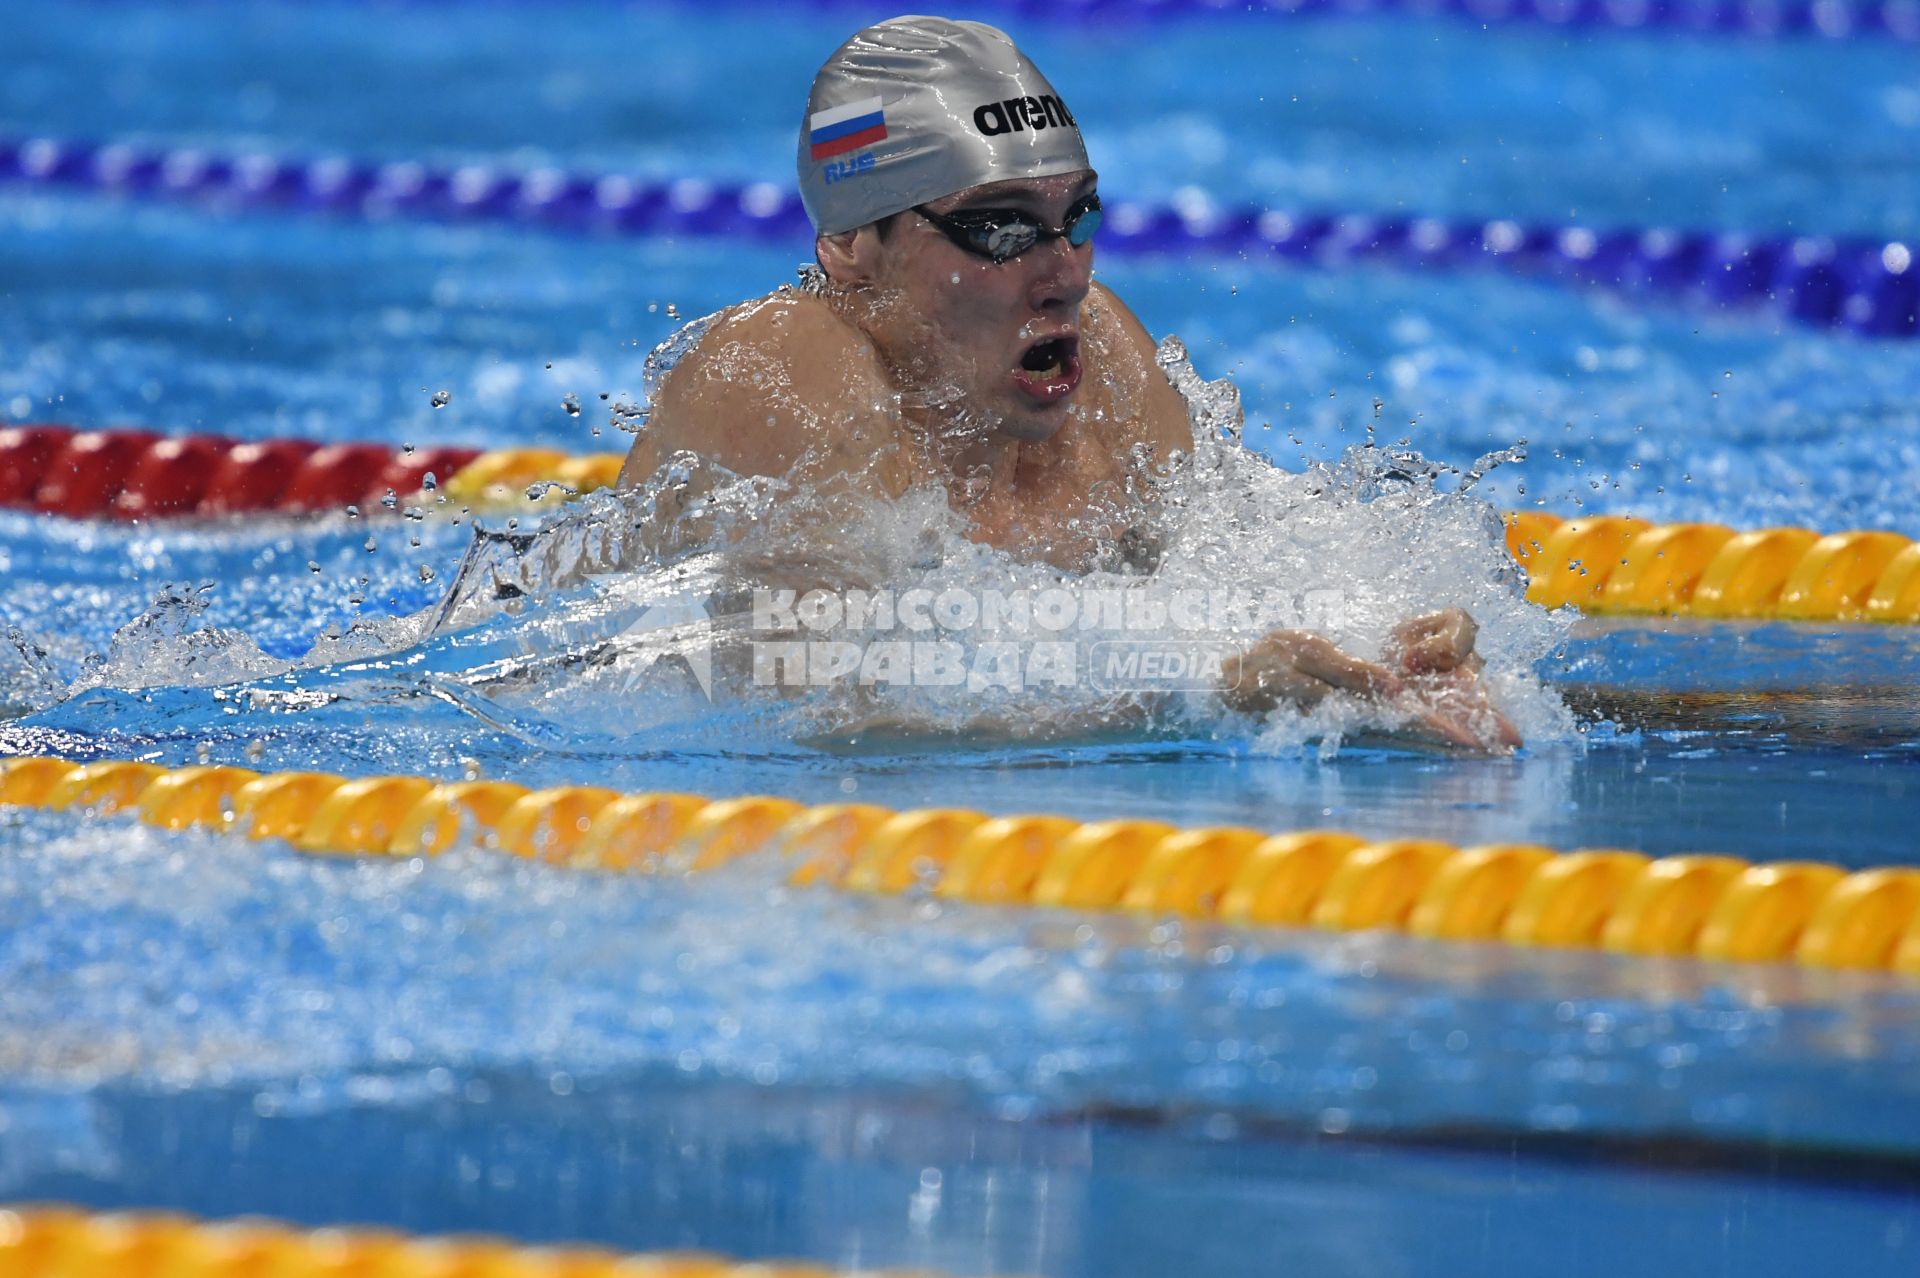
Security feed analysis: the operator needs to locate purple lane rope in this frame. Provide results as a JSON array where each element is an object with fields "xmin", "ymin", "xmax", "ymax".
[
  {"xmin": 987, "ymin": 0, "xmax": 1920, "ymax": 41},
  {"xmin": 3, "ymin": 133, "xmax": 1914, "ymax": 337},
  {"xmin": 347, "ymin": 0, "xmax": 1920, "ymax": 43}
]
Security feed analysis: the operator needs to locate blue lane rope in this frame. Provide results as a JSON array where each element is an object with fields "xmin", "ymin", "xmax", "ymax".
[
  {"xmin": 321, "ymin": 0, "xmax": 1920, "ymax": 44},
  {"xmin": 3, "ymin": 134, "xmax": 1914, "ymax": 338},
  {"xmin": 891, "ymin": 0, "xmax": 1914, "ymax": 41},
  {"xmin": 1056, "ymin": 0, "xmax": 1920, "ymax": 41}
]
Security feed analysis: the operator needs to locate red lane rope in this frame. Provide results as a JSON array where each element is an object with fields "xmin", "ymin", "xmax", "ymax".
[{"xmin": 0, "ymin": 424, "xmax": 481, "ymax": 520}]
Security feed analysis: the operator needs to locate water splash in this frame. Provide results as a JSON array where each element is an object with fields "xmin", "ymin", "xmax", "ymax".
[
  {"xmin": 68, "ymin": 582, "xmax": 280, "ymax": 694},
  {"xmin": 30, "ymin": 326, "xmax": 1569, "ymax": 754},
  {"xmin": 404, "ymin": 336, "xmax": 1573, "ymax": 753}
]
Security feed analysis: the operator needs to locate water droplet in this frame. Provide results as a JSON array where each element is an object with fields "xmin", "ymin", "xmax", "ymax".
[
  {"xmin": 562, "ymin": 392, "xmax": 581, "ymax": 417},
  {"xmin": 307, "ymin": 560, "xmax": 321, "ymax": 574},
  {"xmin": 665, "ymin": 302, "xmax": 681, "ymax": 319},
  {"xmin": 364, "ymin": 536, "xmax": 377, "ymax": 552},
  {"xmin": 430, "ymin": 389, "xmax": 451, "ymax": 408},
  {"xmin": 418, "ymin": 564, "xmax": 436, "ymax": 583}
]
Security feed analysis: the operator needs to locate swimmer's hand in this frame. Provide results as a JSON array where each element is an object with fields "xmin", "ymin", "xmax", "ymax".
[
  {"xmin": 1219, "ymin": 609, "xmax": 1521, "ymax": 753},
  {"xmin": 1383, "ymin": 609, "xmax": 1523, "ymax": 752}
]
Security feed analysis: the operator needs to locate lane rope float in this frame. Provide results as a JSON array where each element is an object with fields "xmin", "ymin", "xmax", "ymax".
[
  {"xmin": 6, "ymin": 754, "xmax": 1919, "ymax": 976},
  {"xmin": 0, "ymin": 1205, "xmax": 934, "ymax": 1278},
  {"xmin": 1504, "ymin": 512, "xmax": 1920, "ymax": 622},
  {"xmin": 3, "ymin": 134, "xmax": 1913, "ymax": 338},
  {"xmin": 5, "ymin": 423, "xmax": 1917, "ymax": 625},
  {"xmin": 0, "ymin": 423, "xmax": 621, "ymax": 520}
]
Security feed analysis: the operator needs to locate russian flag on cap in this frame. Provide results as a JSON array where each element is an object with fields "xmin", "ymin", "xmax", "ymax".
[{"xmin": 810, "ymin": 97, "xmax": 887, "ymax": 161}]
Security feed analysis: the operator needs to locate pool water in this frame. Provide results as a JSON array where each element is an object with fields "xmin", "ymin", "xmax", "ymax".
[{"xmin": 4, "ymin": 3, "xmax": 1920, "ymax": 1275}]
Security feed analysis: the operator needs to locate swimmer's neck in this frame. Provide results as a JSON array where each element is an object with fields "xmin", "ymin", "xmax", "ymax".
[
  {"xmin": 906, "ymin": 403, "xmax": 1037, "ymax": 505},
  {"xmin": 810, "ymin": 277, "xmax": 1058, "ymax": 500}
]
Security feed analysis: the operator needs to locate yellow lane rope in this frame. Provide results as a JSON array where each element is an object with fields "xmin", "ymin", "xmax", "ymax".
[
  {"xmin": 0, "ymin": 1206, "xmax": 919, "ymax": 1278},
  {"xmin": 442, "ymin": 449, "xmax": 626, "ymax": 510},
  {"xmin": 7, "ymin": 755, "xmax": 1919, "ymax": 975},
  {"xmin": 1505, "ymin": 512, "xmax": 1920, "ymax": 620},
  {"xmin": 436, "ymin": 450, "xmax": 1920, "ymax": 623}
]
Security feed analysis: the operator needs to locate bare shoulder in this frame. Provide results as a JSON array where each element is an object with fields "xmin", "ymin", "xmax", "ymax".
[
  {"xmin": 1080, "ymin": 282, "xmax": 1192, "ymax": 460},
  {"xmin": 619, "ymin": 289, "xmax": 906, "ymax": 492}
]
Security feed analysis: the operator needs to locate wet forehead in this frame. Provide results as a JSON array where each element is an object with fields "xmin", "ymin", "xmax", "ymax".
[{"xmin": 936, "ymin": 169, "xmax": 1099, "ymax": 213}]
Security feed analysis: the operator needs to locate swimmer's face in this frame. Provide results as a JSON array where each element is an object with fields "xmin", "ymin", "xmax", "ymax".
[{"xmin": 838, "ymin": 171, "xmax": 1097, "ymax": 442}]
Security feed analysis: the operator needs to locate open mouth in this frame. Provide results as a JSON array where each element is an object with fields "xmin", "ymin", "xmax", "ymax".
[{"xmin": 1011, "ymin": 334, "xmax": 1082, "ymax": 403}]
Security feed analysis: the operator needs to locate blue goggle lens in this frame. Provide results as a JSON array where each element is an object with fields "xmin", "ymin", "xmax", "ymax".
[{"xmin": 1067, "ymin": 204, "xmax": 1101, "ymax": 247}]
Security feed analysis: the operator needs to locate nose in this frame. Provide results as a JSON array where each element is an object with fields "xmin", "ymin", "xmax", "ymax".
[{"xmin": 1025, "ymin": 238, "xmax": 1092, "ymax": 314}]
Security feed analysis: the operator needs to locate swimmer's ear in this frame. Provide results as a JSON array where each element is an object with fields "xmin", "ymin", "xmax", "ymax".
[{"xmin": 815, "ymin": 225, "xmax": 885, "ymax": 286}]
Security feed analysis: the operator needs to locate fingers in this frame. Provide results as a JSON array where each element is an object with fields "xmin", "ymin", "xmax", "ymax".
[
  {"xmin": 1220, "ymin": 646, "xmax": 1332, "ymax": 714},
  {"xmin": 1490, "ymin": 707, "xmax": 1524, "ymax": 750},
  {"xmin": 1284, "ymin": 632, "xmax": 1404, "ymax": 698},
  {"xmin": 1226, "ymin": 629, "xmax": 1405, "ymax": 709},
  {"xmin": 1393, "ymin": 665, "xmax": 1522, "ymax": 754},
  {"xmin": 1387, "ymin": 609, "xmax": 1479, "ymax": 673},
  {"xmin": 1406, "ymin": 704, "xmax": 1496, "ymax": 751}
]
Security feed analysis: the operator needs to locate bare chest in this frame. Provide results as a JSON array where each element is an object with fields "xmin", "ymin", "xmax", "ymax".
[{"xmin": 955, "ymin": 421, "xmax": 1151, "ymax": 571}]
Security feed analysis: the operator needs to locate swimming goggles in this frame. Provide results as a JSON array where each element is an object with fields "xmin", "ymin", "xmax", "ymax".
[{"xmin": 912, "ymin": 194, "xmax": 1103, "ymax": 264}]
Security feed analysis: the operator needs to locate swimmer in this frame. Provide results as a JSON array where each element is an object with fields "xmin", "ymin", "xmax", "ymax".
[{"xmin": 619, "ymin": 15, "xmax": 1519, "ymax": 751}]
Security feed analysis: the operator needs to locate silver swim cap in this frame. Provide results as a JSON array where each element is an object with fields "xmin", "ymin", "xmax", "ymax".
[{"xmin": 798, "ymin": 16, "xmax": 1092, "ymax": 236}]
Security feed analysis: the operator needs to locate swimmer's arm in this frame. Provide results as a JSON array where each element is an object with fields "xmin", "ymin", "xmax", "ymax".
[{"xmin": 799, "ymin": 614, "xmax": 1517, "ymax": 753}]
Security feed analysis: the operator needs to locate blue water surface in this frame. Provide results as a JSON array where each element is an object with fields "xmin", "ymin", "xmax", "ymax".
[{"xmin": 4, "ymin": 3, "xmax": 1920, "ymax": 1276}]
